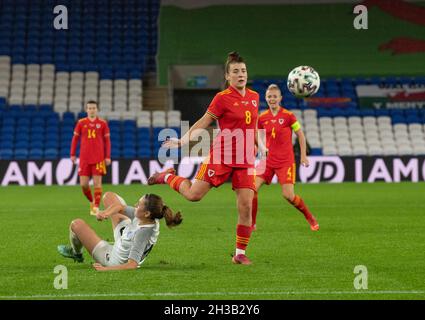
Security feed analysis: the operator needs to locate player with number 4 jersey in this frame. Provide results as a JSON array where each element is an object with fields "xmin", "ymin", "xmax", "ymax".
[{"xmin": 253, "ymin": 84, "xmax": 319, "ymax": 231}]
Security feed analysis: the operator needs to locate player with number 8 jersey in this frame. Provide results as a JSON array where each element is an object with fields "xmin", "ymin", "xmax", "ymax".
[
  {"xmin": 148, "ymin": 52, "xmax": 259, "ymax": 265},
  {"xmin": 70, "ymin": 101, "xmax": 111, "ymax": 215}
]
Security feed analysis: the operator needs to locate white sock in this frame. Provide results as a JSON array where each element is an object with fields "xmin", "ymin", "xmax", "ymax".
[
  {"xmin": 69, "ymin": 229, "xmax": 83, "ymax": 255},
  {"xmin": 236, "ymin": 249, "xmax": 245, "ymax": 256},
  {"xmin": 164, "ymin": 173, "xmax": 172, "ymax": 182}
]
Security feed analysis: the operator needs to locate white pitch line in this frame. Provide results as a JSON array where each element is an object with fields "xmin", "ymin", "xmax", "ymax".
[{"xmin": 1, "ymin": 290, "xmax": 425, "ymax": 299}]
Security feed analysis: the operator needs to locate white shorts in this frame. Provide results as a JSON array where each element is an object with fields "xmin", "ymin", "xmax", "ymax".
[{"xmin": 91, "ymin": 219, "xmax": 131, "ymax": 266}]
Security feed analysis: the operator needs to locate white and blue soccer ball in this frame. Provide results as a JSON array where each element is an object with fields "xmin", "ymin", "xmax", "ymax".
[{"xmin": 287, "ymin": 66, "xmax": 320, "ymax": 98}]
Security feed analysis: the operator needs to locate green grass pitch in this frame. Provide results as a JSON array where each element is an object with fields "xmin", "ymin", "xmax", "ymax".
[{"xmin": 0, "ymin": 182, "xmax": 424, "ymax": 300}]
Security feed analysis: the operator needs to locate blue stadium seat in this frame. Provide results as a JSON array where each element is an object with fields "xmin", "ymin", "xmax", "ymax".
[
  {"xmin": 122, "ymin": 148, "xmax": 137, "ymax": 159},
  {"xmin": 0, "ymin": 148, "xmax": 13, "ymax": 159},
  {"xmin": 62, "ymin": 112, "xmax": 76, "ymax": 121},
  {"xmin": 137, "ymin": 148, "xmax": 152, "ymax": 158},
  {"xmin": 15, "ymin": 140, "xmax": 29, "ymax": 149},
  {"xmin": 45, "ymin": 140, "xmax": 59, "ymax": 149},
  {"xmin": 44, "ymin": 148, "xmax": 58, "ymax": 159},
  {"xmin": 14, "ymin": 148, "xmax": 29, "ymax": 159},
  {"xmin": 0, "ymin": 140, "xmax": 13, "ymax": 149},
  {"xmin": 391, "ymin": 115, "xmax": 406, "ymax": 124},
  {"xmin": 1, "ymin": 126, "xmax": 14, "ymax": 135},
  {"xmin": 310, "ymin": 148, "xmax": 323, "ymax": 156},
  {"xmin": 360, "ymin": 109, "xmax": 376, "ymax": 117},
  {"xmin": 406, "ymin": 115, "xmax": 421, "ymax": 124},
  {"xmin": 111, "ymin": 149, "xmax": 121, "ymax": 159},
  {"xmin": 78, "ymin": 112, "xmax": 87, "ymax": 119},
  {"xmin": 375, "ymin": 109, "xmax": 390, "ymax": 116},
  {"xmin": 29, "ymin": 148, "xmax": 43, "ymax": 159}
]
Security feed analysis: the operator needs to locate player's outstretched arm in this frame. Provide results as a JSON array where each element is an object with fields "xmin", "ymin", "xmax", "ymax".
[
  {"xmin": 96, "ymin": 202, "xmax": 127, "ymax": 221},
  {"xmin": 295, "ymin": 129, "xmax": 309, "ymax": 167},
  {"xmin": 163, "ymin": 112, "xmax": 215, "ymax": 148},
  {"xmin": 93, "ymin": 259, "xmax": 138, "ymax": 271}
]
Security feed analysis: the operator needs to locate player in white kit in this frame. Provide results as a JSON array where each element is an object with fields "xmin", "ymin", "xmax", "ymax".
[{"xmin": 57, "ymin": 192, "xmax": 183, "ymax": 271}]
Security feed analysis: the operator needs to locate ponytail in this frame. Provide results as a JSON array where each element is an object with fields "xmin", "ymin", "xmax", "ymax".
[
  {"xmin": 161, "ymin": 205, "xmax": 183, "ymax": 228},
  {"xmin": 144, "ymin": 194, "xmax": 183, "ymax": 228}
]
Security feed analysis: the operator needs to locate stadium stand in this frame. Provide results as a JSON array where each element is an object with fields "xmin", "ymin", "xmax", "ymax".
[
  {"xmin": 0, "ymin": 0, "xmax": 424, "ymax": 159},
  {"xmin": 252, "ymin": 77, "xmax": 425, "ymax": 156},
  {"xmin": 0, "ymin": 0, "xmax": 166, "ymax": 160}
]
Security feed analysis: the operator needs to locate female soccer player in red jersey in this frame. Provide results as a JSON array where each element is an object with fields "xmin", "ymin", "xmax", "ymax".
[
  {"xmin": 253, "ymin": 84, "xmax": 319, "ymax": 231},
  {"xmin": 148, "ymin": 52, "xmax": 258, "ymax": 265},
  {"xmin": 70, "ymin": 101, "xmax": 111, "ymax": 215}
]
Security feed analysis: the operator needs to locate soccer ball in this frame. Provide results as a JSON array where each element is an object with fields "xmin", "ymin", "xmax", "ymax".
[{"xmin": 287, "ymin": 66, "xmax": 320, "ymax": 98}]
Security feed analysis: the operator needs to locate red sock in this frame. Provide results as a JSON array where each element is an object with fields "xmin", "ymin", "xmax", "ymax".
[
  {"xmin": 289, "ymin": 195, "xmax": 313, "ymax": 220},
  {"xmin": 165, "ymin": 174, "xmax": 187, "ymax": 192},
  {"xmin": 94, "ymin": 187, "xmax": 102, "ymax": 207},
  {"xmin": 236, "ymin": 224, "xmax": 252, "ymax": 251},
  {"xmin": 252, "ymin": 192, "xmax": 258, "ymax": 228},
  {"xmin": 82, "ymin": 186, "xmax": 93, "ymax": 203}
]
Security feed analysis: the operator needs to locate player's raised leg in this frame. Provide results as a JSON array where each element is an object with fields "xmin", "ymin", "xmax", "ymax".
[
  {"xmin": 148, "ymin": 168, "xmax": 212, "ymax": 202},
  {"xmin": 58, "ymin": 218, "xmax": 103, "ymax": 262},
  {"xmin": 102, "ymin": 191, "xmax": 129, "ymax": 229},
  {"xmin": 282, "ymin": 183, "xmax": 319, "ymax": 231}
]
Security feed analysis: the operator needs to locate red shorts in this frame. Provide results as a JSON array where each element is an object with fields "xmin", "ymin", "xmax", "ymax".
[
  {"xmin": 78, "ymin": 160, "xmax": 107, "ymax": 177},
  {"xmin": 258, "ymin": 163, "xmax": 296, "ymax": 185},
  {"xmin": 195, "ymin": 161, "xmax": 256, "ymax": 191}
]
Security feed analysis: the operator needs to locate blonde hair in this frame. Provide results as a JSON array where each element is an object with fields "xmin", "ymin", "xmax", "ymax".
[{"xmin": 266, "ymin": 84, "xmax": 281, "ymax": 93}]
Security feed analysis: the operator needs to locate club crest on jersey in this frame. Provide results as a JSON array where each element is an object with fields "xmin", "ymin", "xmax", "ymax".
[
  {"xmin": 207, "ymin": 169, "xmax": 215, "ymax": 177},
  {"xmin": 252, "ymin": 100, "xmax": 257, "ymax": 107},
  {"xmin": 96, "ymin": 124, "xmax": 101, "ymax": 129},
  {"xmin": 279, "ymin": 119, "xmax": 284, "ymax": 125}
]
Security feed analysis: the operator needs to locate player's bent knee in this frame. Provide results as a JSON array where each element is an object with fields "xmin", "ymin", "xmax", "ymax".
[
  {"xmin": 282, "ymin": 191, "xmax": 294, "ymax": 201},
  {"xmin": 102, "ymin": 191, "xmax": 115, "ymax": 204},
  {"xmin": 70, "ymin": 218, "xmax": 86, "ymax": 231},
  {"xmin": 187, "ymin": 193, "xmax": 203, "ymax": 202}
]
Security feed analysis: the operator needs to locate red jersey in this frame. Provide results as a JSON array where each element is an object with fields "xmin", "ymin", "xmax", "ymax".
[
  {"xmin": 206, "ymin": 86, "xmax": 259, "ymax": 168},
  {"xmin": 258, "ymin": 107, "xmax": 300, "ymax": 168},
  {"xmin": 70, "ymin": 117, "xmax": 111, "ymax": 164}
]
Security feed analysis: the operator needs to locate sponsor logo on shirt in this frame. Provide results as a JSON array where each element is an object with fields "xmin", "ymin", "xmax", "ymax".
[
  {"xmin": 271, "ymin": 120, "xmax": 276, "ymax": 123},
  {"xmin": 96, "ymin": 124, "xmax": 101, "ymax": 129}
]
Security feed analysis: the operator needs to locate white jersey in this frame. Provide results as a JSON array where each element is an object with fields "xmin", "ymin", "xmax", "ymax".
[{"xmin": 109, "ymin": 195, "xmax": 160, "ymax": 266}]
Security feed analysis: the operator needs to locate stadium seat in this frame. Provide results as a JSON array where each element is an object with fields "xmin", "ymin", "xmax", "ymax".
[{"xmin": 0, "ymin": 148, "xmax": 13, "ymax": 159}]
